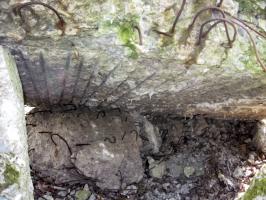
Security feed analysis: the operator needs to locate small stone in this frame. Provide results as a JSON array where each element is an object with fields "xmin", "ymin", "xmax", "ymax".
[
  {"xmin": 248, "ymin": 152, "xmax": 257, "ymax": 164},
  {"xmin": 57, "ymin": 191, "xmax": 68, "ymax": 197},
  {"xmin": 75, "ymin": 190, "xmax": 91, "ymax": 200},
  {"xmin": 180, "ymin": 184, "xmax": 190, "ymax": 194},
  {"xmin": 244, "ymin": 169, "xmax": 253, "ymax": 177},
  {"xmin": 253, "ymin": 120, "xmax": 266, "ymax": 154},
  {"xmin": 233, "ymin": 166, "xmax": 244, "ymax": 179},
  {"xmin": 244, "ymin": 138, "xmax": 252, "ymax": 144},
  {"xmin": 70, "ymin": 190, "xmax": 76, "ymax": 195},
  {"xmin": 83, "ymin": 184, "xmax": 89, "ymax": 191},
  {"xmin": 193, "ymin": 117, "xmax": 208, "ymax": 136},
  {"xmin": 184, "ymin": 166, "xmax": 195, "ymax": 178},
  {"xmin": 42, "ymin": 195, "xmax": 54, "ymax": 200},
  {"xmin": 122, "ymin": 185, "xmax": 138, "ymax": 195},
  {"xmin": 89, "ymin": 194, "xmax": 96, "ymax": 200},
  {"xmin": 148, "ymin": 157, "xmax": 166, "ymax": 178},
  {"xmin": 143, "ymin": 117, "xmax": 162, "ymax": 153},
  {"xmin": 166, "ymin": 162, "xmax": 183, "ymax": 178},
  {"xmin": 162, "ymin": 183, "xmax": 171, "ymax": 191}
]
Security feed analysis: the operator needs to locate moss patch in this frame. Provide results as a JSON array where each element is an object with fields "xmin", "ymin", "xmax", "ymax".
[
  {"xmin": 242, "ymin": 42, "xmax": 266, "ymax": 75},
  {"xmin": 105, "ymin": 14, "xmax": 140, "ymax": 58},
  {"xmin": 235, "ymin": 0, "xmax": 266, "ymax": 18},
  {"xmin": 243, "ymin": 178, "xmax": 266, "ymax": 200},
  {"xmin": 75, "ymin": 190, "xmax": 91, "ymax": 200},
  {"xmin": 4, "ymin": 164, "xmax": 20, "ymax": 186}
]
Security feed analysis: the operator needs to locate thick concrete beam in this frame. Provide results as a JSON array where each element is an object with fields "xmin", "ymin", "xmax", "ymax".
[
  {"xmin": 0, "ymin": 46, "xmax": 33, "ymax": 200},
  {"xmin": 0, "ymin": 0, "xmax": 266, "ymax": 119}
]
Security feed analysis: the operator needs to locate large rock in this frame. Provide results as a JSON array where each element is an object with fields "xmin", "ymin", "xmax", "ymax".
[
  {"xmin": 27, "ymin": 109, "xmax": 144, "ymax": 189},
  {"xmin": 0, "ymin": 46, "xmax": 33, "ymax": 200},
  {"xmin": 0, "ymin": 0, "xmax": 266, "ymax": 119},
  {"xmin": 253, "ymin": 119, "xmax": 266, "ymax": 154}
]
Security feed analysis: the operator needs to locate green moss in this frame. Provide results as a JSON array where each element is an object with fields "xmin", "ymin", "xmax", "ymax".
[
  {"xmin": 192, "ymin": 0, "xmax": 216, "ymax": 11},
  {"xmin": 243, "ymin": 178, "xmax": 266, "ymax": 200},
  {"xmin": 235, "ymin": 0, "xmax": 266, "ymax": 17},
  {"xmin": 75, "ymin": 190, "xmax": 91, "ymax": 200},
  {"xmin": 4, "ymin": 164, "xmax": 20, "ymax": 186},
  {"xmin": 104, "ymin": 14, "xmax": 140, "ymax": 58},
  {"xmin": 242, "ymin": 43, "xmax": 266, "ymax": 75}
]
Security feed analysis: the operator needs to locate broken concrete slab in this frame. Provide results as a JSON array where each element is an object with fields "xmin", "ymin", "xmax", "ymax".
[
  {"xmin": 0, "ymin": 46, "xmax": 33, "ymax": 200},
  {"xmin": 27, "ymin": 109, "xmax": 144, "ymax": 189}
]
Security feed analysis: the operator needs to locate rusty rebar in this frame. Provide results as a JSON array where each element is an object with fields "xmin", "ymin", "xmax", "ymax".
[
  {"xmin": 217, "ymin": 0, "xmax": 224, "ymax": 7},
  {"xmin": 51, "ymin": 134, "xmax": 72, "ymax": 154},
  {"xmin": 154, "ymin": 0, "xmax": 186, "ymax": 36},
  {"xmin": 39, "ymin": 131, "xmax": 72, "ymax": 154},
  {"xmin": 225, "ymin": 12, "xmax": 266, "ymax": 39},
  {"xmin": 189, "ymin": 6, "xmax": 232, "ymax": 47},
  {"xmin": 13, "ymin": 2, "xmax": 66, "ymax": 33},
  {"xmin": 200, "ymin": 18, "xmax": 266, "ymax": 72},
  {"xmin": 198, "ymin": 18, "xmax": 237, "ymax": 47},
  {"xmin": 134, "ymin": 25, "xmax": 143, "ymax": 45}
]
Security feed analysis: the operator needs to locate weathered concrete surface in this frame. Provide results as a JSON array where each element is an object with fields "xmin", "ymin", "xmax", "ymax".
[
  {"xmin": 0, "ymin": 46, "xmax": 33, "ymax": 200},
  {"xmin": 27, "ymin": 109, "xmax": 144, "ymax": 190},
  {"xmin": 0, "ymin": 0, "xmax": 266, "ymax": 119}
]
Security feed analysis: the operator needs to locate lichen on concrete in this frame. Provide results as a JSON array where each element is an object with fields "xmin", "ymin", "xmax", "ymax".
[
  {"xmin": 104, "ymin": 13, "xmax": 140, "ymax": 58},
  {"xmin": 235, "ymin": 0, "xmax": 266, "ymax": 17},
  {"xmin": 4, "ymin": 164, "xmax": 19, "ymax": 186}
]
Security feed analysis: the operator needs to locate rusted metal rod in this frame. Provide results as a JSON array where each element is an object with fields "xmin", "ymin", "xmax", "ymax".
[
  {"xmin": 198, "ymin": 18, "xmax": 237, "ymax": 47},
  {"xmin": 189, "ymin": 6, "xmax": 232, "ymax": 47},
  {"xmin": 13, "ymin": 2, "xmax": 66, "ymax": 33}
]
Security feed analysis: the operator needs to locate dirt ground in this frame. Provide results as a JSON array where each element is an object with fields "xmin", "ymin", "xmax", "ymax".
[{"xmin": 30, "ymin": 112, "xmax": 266, "ymax": 200}]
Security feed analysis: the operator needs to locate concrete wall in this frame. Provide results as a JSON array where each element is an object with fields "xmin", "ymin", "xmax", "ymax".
[{"xmin": 0, "ymin": 46, "xmax": 33, "ymax": 200}]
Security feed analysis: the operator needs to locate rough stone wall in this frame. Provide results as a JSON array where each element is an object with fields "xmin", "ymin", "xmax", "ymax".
[
  {"xmin": 0, "ymin": 46, "xmax": 33, "ymax": 200},
  {"xmin": 0, "ymin": 0, "xmax": 266, "ymax": 119}
]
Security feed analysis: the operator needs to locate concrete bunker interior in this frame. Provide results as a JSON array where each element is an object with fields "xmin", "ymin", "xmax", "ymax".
[{"xmin": 0, "ymin": 0, "xmax": 266, "ymax": 199}]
